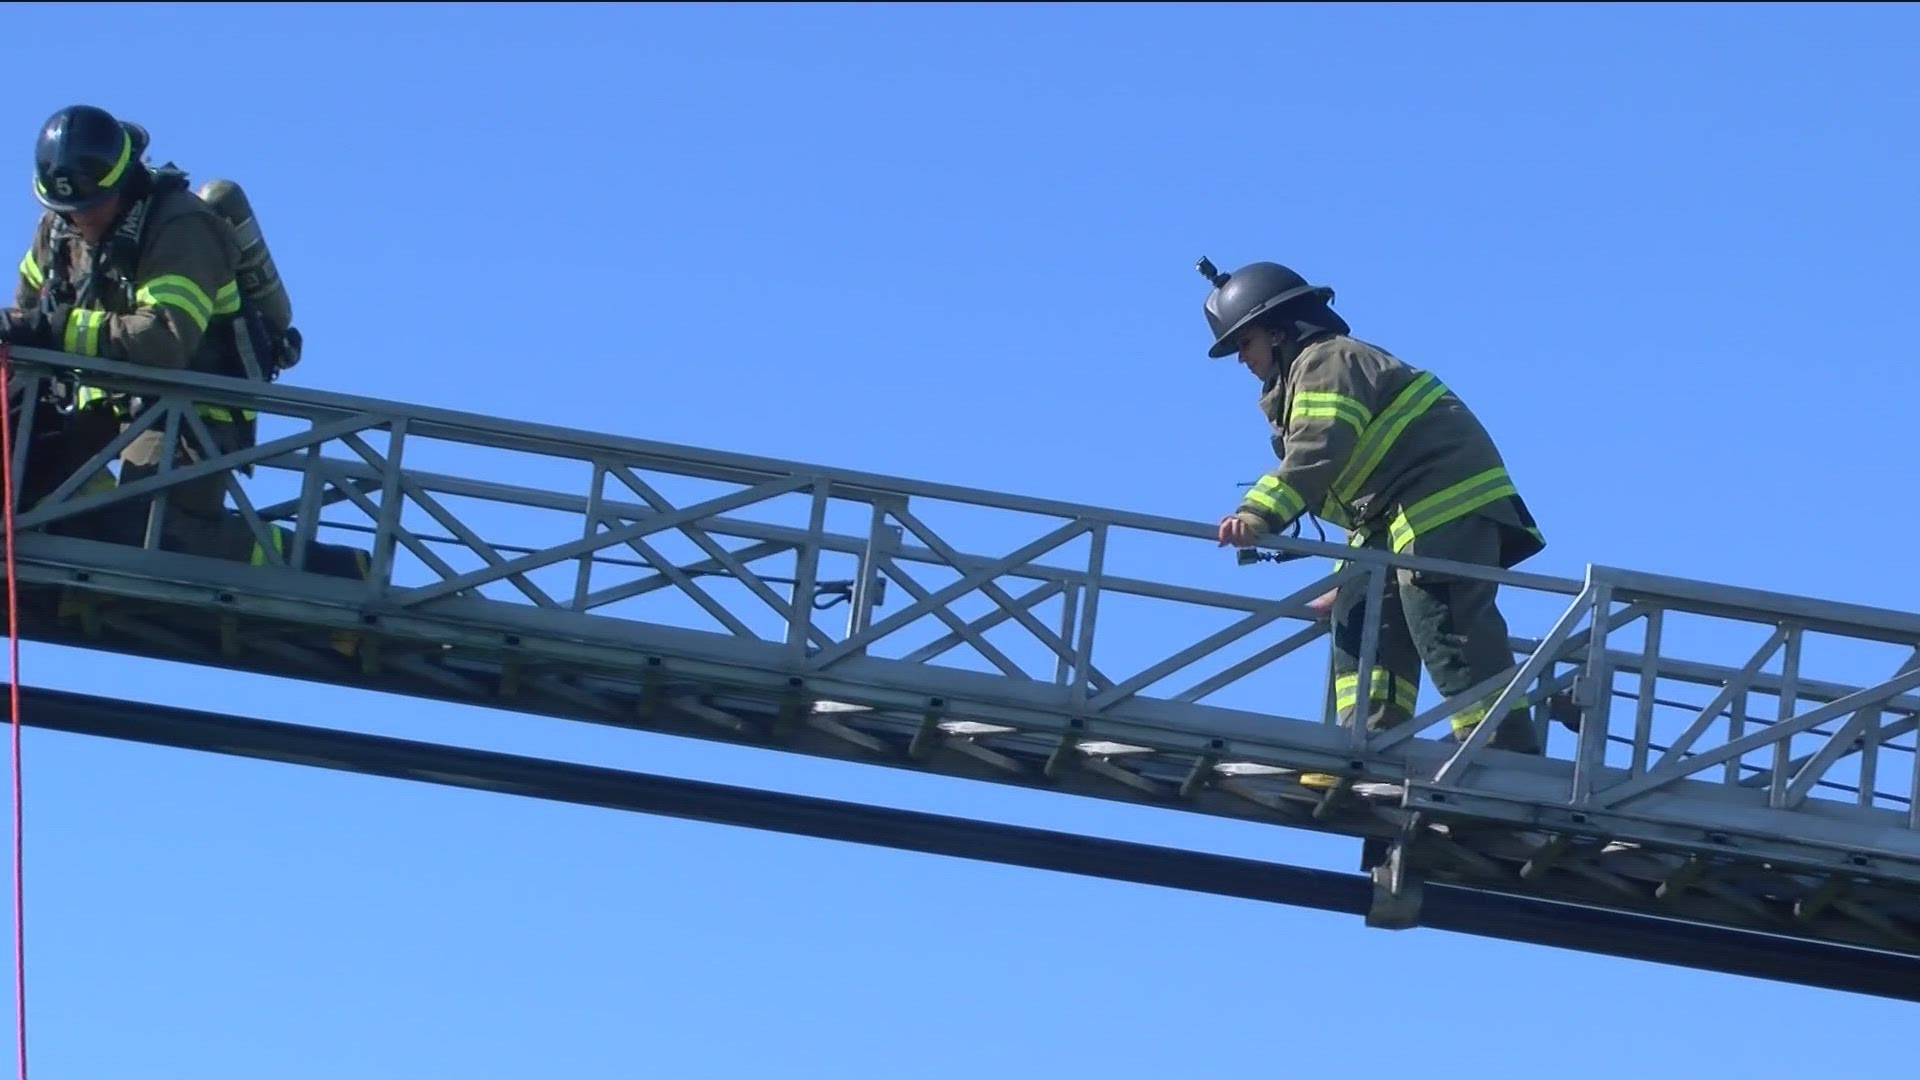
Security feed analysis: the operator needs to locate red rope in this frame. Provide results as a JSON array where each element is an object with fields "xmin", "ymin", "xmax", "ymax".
[{"xmin": 0, "ymin": 342, "xmax": 24, "ymax": 1080}]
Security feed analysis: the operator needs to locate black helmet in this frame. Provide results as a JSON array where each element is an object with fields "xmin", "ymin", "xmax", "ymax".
[
  {"xmin": 33, "ymin": 104, "xmax": 148, "ymax": 214},
  {"xmin": 1197, "ymin": 257, "xmax": 1334, "ymax": 358}
]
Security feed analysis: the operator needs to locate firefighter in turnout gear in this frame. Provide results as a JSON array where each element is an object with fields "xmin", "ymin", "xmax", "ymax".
[
  {"xmin": 0, "ymin": 104, "xmax": 252, "ymax": 559},
  {"xmin": 1198, "ymin": 257, "xmax": 1547, "ymax": 782}
]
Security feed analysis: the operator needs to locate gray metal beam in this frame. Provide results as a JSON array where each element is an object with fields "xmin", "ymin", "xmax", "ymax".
[{"xmin": 17, "ymin": 681, "xmax": 1920, "ymax": 1004}]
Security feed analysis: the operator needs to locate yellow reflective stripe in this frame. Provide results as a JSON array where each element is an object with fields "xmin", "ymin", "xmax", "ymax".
[
  {"xmin": 1334, "ymin": 669, "xmax": 1419, "ymax": 713},
  {"xmin": 213, "ymin": 281, "xmax": 241, "ymax": 316},
  {"xmin": 1332, "ymin": 373, "xmax": 1448, "ymax": 506},
  {"xmin": 33, "ymin": 130, "xmax": 132, "ymax": 202},
  {"xmin": 63, "ymin": 309, "xmax": 107, "ymax": 356},
  {"xmin": 75, "ymin": 385, "xmax": 131, "ymax": 418},
  {"xmin": 1243, "ymin": 488, "xmax": 1283, "ymax": 514},
  {"xmin": 69, "ymin": 389, "xmax": 254, "ymax": 424},
  {"xmin": 1329, "ymin": 528, "xmax": 1366, "ymax": 573},
  {"xmin": 1255, "ymin": 475, "xmax": 1294, "ymax": 497},
  {"xmin": 1343, "ymin": 669, "xmax": 1418, "ymax": 711},
  {"xmin": 98, "ymin": 129, "xmax": 132, "ymax": 190},
  {"xmin": 1451, "ymin": 692, "xmax": 1533, "ymax": 734},
  {"xmin": 17, "ymin": 251, "xmax": 41, "ymax": 289},
  {"xmin": 1317, "ymin": 497, "xmax": 1352, "ymax": 529},
  {"xmin": 1242, "ymin": 474, "xmax": 1306, "ymax": 524},
  {"xmin": 1387, "ymin": 466, "xmax": 1516, "ymax": 552},
  {"xmin": 1287, "ymin": 385, "xmax": 1371, "ymax": 528},
  {"xmin": 251, "ymin": 524, "xmax": 290, "ymax": 567},
  {"xmin": 134, "ymin": 274, "xmax": 216, "ymax": 331},
  {"xmin": 80, "ymin": 470, "xmax": 117, "ymax": 497},
  {"xmin": 1289, "ymin": 390, "xmax": 1371, "ymax": 436},
  {"xmin": 199, "ymin": 404, "xmax": 258, "ymax": 423}
]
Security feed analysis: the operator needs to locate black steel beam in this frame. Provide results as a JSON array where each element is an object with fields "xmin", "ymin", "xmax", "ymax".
[{"xmin": 13, "ymin": 682, "xmax": 1920, "ymax": 1003}]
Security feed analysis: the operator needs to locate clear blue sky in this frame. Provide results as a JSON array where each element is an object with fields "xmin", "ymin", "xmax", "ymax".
[{"xmin": 6, "ymin": 2, "xmax": 1918, "ymax": 1075}]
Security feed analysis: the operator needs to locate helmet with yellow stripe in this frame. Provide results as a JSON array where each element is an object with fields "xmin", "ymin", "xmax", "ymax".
[{"xmin": 33, "ymin": 104, "xmax": 150, "ymax": 215}]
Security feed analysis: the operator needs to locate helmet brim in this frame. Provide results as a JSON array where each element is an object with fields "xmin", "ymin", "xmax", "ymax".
[
  {"xmin": 34, "ymin": 187, "xmax": 112, "ymax": 215},
  {"xmin": 1205, "ymin": 283, "xmax": 1334, "ymax": 358}
]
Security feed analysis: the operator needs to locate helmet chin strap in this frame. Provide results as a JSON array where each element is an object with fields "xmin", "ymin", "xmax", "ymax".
[{"xmin": 1246, "ymin": 324, "xmax": 1308, "ymax": 391}]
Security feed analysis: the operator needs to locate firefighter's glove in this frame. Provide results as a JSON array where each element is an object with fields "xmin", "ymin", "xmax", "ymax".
[
  {"xmin": 0, "ymin": 306, "xmax": 65, "ymax": 350},
  {"xmin": 1217, "ymin": 512, "xmax": 1266, "ymax": 549}
]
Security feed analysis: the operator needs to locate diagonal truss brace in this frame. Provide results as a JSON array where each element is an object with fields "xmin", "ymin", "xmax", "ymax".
[
  {"xmin": 392, "ymin": 476, "xmax": 813, "ymax": 610},
  {"xmin": 806, "ymin": 520, "xmax": 1092, "ymax": 670},
  {"xmin": 1591, "ymin": 669, "xmax": 1920, "ymax": 810}
]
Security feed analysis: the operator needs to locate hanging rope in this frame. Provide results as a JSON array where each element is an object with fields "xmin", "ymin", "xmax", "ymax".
[{"xmin": 0, "ymin": 342, "xmax": 27, "ymax": 1080}]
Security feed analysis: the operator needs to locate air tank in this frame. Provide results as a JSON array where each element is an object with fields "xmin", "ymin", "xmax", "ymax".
[{"xmin": 196, "ymin": 178, "xmax": 293, "ymax": 335}]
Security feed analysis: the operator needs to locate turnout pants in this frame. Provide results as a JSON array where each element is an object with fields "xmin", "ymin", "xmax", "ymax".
[
  {"xmin": 113, "ymin": 420, "xmax": 250, "ymax": 562},
  {"xmin": 1330, "ymin": 513, "xmax": 1541, "ymax": 754}
]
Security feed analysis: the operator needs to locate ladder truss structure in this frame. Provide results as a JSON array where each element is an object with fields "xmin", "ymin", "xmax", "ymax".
[{"xmin": 3, "ymin": 345, "xmax": 1918, "ymax": 977}]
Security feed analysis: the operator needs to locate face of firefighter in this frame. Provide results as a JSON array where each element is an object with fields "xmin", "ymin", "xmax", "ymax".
[
  {"xmin": 1235, "ymin": 327, "xmax": 1279, "ymax": 382},
  {"xmin": 67, "ymin": 194, "xmax": 123, "ymax": 245}
]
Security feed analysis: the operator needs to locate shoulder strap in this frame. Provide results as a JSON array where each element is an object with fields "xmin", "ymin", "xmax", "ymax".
[
  {"xmin": 37, "ymin": 214, "xmax": 82, "ymax": 303},
  {"xmin": 104, "ymin": 164, "xmax": 189, "ymax": 272}
]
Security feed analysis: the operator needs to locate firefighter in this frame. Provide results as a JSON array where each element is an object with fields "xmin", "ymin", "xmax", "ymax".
[
  {"xmin": 0, "ymin": 104, "xmax": 251, "ymax": 558},
  {"xmin": 1197, "ymin": 257, "xmax": 1547, "ymax": 782}
]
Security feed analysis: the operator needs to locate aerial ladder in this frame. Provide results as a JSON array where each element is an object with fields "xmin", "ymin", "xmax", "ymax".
[{"xmin": 3, "ymin": 344, "xmax": 1918, "ymax": 1001}]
